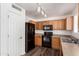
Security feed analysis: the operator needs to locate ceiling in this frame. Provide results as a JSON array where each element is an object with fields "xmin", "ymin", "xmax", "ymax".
[{"xmin": 17, "ymin": 3, "xmax": 77, "ymax": 20}]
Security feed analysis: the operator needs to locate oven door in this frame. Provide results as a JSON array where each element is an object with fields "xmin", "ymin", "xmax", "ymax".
[
  {"xmin": 42, "ymin": 36, "xmax": 51, "ymax": 48},
  {"xmin": 44, "ymin": 32, "xmax": 53, "ymax": 36}
]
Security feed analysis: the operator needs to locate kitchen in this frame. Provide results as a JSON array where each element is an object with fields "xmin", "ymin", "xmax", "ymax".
[
  {"xmin": 0, "ymin": 3, "xmax": 79, "ymax": 56},
  {"xmin": 22, "ymin": 3, "xmax": 79, "ymax": 56},
  {"xmin": 25, "ymin": 16, "xmax": 79, "ymax": 56}
]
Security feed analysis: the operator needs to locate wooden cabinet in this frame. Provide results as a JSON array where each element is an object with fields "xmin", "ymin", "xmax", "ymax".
[
  {"xmin": 35, "ymin": 19, "xmax": 66, "ymax": 30},
  {"xmin": 52, "ymin": 37, "xmax": 61, "ymax": 49},
  {"xmin": 78, "ymin": 4, "xmax": 79, "ymax": 32},
  {"xmin": 59, "ymin": 20, "xmax": 66, "ymax": 30},
  {"xmin": 35, "ymin": 35, "xmax": 61, "ymax": 49},
  {"xmin": 38, "ymin": 22, "xmax": 43, "ymax": 30},
  {"xmin": 35, "ymin": 22, "xmax": 43, "ymax": 30},
  {"xmin": 35, "ymin": 21, "xmax": 50, "ymax": 30},
  {"xmin": 42, "ymin": 21, "xmax": 49, "ymax": 25},
  {"xmin": 78, "ymin": 16, "xmax": 79, "ymax": 32},
  {"xmin": 66, "ymin": 16, "xmax": 73, "ymax": 30},
  {"xmin": 35, "ymin": 22, "xmax": 39, "ymax": 30},
  {"xmin": 49, "ymin": 20, "xmax": 66, "ymax": 30},
  {"xmin": 35, "ymin": 35, "xmax": 42, "ymax": 47},
  {"xmin": 52, "ymin": 20, "xmax": 57, "ymax": 30}
]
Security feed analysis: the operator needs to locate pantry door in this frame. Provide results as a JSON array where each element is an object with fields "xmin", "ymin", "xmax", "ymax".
[{"xmin": 8, "ymin": 12, "xmax": 23, "ymax": 56}]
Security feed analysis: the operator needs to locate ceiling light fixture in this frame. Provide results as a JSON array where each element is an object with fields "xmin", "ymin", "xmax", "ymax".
[
  {"xmin": 36, "ymin": 3, "xmax": 47, "ymax": 18},
  {"xmin": 37, "ymin": 6, "xmax": 41, "ymax": 13},
  {"xmin": 44, "ymin": 14, "xmax": 47, "ymax": 18},
  {"xmin": 41, "ymin": 11, "xmax": 45, "ymax": 15}
]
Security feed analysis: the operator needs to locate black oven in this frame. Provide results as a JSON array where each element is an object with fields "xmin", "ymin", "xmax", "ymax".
[{"xmin": 42, "ymin": 36, "xmax": 52, "ymax": 48}]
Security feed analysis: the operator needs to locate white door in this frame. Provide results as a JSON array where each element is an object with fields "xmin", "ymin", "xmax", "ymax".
[{"xmin": 8, "ymin": 12, "xmax": 24, "ymax": 56}]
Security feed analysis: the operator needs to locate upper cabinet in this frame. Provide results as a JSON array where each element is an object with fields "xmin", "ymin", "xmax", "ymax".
[
  {"xmin": 35, "ymin": 16, "xmax": 74, "ymax": 31},
  {"xmin": 42, "ymin": 21, "xmax": 49, "ymax": 25},
  {"xmin": 35, "ymin": 19, "xmax": 66, "ymax": 30},
  {"xmin": 66, "ymin": 16, "xmax": 73, "ymax": 31},
  {"xmin": 30, "ymin": 16, "xmax": 74, "ymax": 31},
  {"xmin": 50, "ymin": 20, "xmax": 66, "ymax": 30},
  {"xmin": 35, "ymin": 22, "xmax": 43, "ymax": 30}
]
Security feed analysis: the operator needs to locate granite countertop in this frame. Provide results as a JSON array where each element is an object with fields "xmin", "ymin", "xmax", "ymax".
[
  {"xmin": 35, "ymin": 30, "xmax": 72, "ymax": 36},
  {"xmin": 35, "ymin": 33, "xmax": 71, "ymax": 37},
  {"xmin": 61, "ymin": 36, "xmax": 79, "ymax": 56}
]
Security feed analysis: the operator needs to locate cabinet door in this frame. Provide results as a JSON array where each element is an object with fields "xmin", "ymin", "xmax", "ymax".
[
  {"xmin": 35, "ymin": 35, "xmax": 42, "ymax": 47},
  {"xmin": 35, "ymin": 22, "xmax": 43, "ymax": 30},
  {"xmin": 52, "ymin": 37, "xmax": 60, "ymax": 49},
  {"xmin": 78, "ymin": 16, "xmax": 79, "ymax": 32},
  {"xmin": 42, "ymin": 21, "xmax": 49, "ymax": 25},
  {"xmin": 35, "ymin": 22, "xmax": 39, "ymax": 30},
  {"xmin": 48, "ymin": 20, "xmax": 66, "ymax": 30},
  {"xmin": 66, "ymin": 16, "xmax": 73, "ymax": 30},
  {"xmin": 52, "ymin": 20, "xmax": 55, "ymax": 30},
  {"xmin": 38, "ymin": 22, "xmax": 43, "ymax": 30},
  {"xmin": 59, "ymin": 20, "xmax": 66, "ymax": 30}
]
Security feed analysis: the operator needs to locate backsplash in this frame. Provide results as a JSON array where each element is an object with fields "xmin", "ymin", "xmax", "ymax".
[
  {"xmin": 35, "ymin": 30, "xmax": 79, "ymax": 39},
  {"xmin": 35, "ymin": 30, "xmax": 72, "ymax": 35}
]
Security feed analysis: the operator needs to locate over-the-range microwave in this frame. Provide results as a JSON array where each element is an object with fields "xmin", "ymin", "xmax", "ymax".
[{"xmin": 43, "ymin": 25, "xmax": 52, "ymax": 30}]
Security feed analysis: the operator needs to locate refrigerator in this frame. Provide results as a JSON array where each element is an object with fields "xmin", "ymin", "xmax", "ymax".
[{"xmin": 25, "ymin": 23, "xmax": 35, "ymax": 53}]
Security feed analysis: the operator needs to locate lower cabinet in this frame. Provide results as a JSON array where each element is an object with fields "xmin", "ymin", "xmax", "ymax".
[
  {"xmin": 52, "ymin": 37, "xmax": 61, "ymax": 49},
  {"xmin": 35, "ymin": 35, "xmax": 61, "ymax": 50},
  {"xmin": 35, "ymin": 35, "xmax": 42, "ymax": 47}
]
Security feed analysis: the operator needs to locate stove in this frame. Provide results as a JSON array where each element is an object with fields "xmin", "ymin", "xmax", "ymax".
[{"xmin": 62, "ymin": 37, "xmax": 79, "ymax": 44}]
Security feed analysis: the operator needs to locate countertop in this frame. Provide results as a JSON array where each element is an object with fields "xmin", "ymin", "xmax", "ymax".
[
  {"xmin": 35, "ymin": 30, "xmax": 72, "ymax": 35},
  {"xmin": 35, "ymin": 33, "xmax": 70, "ymax": 37},
  {"xmin": 61, "ymin": 36, "xmax": 79, "ymax": 56}
]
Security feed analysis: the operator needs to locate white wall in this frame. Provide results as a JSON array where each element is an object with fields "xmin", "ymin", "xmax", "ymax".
[
  {"xmin": 73, "ymin": 16, "xmax": 78, "ymax": 33},
  {"xmin": 72, "ymin": 16, "xmax": 79, "ymax": 39},
  {"xmin": 0, "ymin": 3, "xmax": 25, "ymax": 56}
]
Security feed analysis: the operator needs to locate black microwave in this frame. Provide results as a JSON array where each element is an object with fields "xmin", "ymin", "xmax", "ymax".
[{"xmin": 43, "ymin": 25, "xmax": 52, "ymax": 30}]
